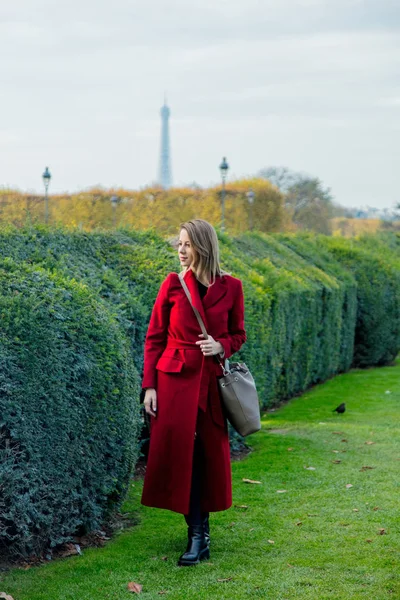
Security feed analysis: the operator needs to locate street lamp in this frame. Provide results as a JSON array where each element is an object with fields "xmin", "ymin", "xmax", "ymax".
[
  {"xmin": 246, "ymin": 189, "xmax": 255, "ymax": 231},
  {"xmin": 219, "ymin": 156, "xmax": 229, "ymax": 232},
  {"xmin": 42, "ymin": 166, "xmax": 51, "ymax": 224}
]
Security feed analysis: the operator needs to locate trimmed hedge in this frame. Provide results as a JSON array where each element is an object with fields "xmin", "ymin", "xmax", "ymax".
[
  {"xmin": 315, "ymin": 235, "xmax": 400, "ymax": 366},
  {"xmin": 218, "ymin": 232, "xmax": 357, "ymax": 406},
  {"xmin": 1, "ymin": 224, "xmax": 400, "ymax": 558},
  {"xmin": 274, "ymin": 232, "xmax": 358, "ymax": 373},
  {"xmin": 0, "ymin": 258, "xmax": 139, "ymax": 557},
  {"xmin": 0, "ymin": 225, "xmax": 178, "ymax": 370}
]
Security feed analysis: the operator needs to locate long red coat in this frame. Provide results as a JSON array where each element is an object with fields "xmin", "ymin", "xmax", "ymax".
[{"xmin": 141, "ymin": 268, "xmax": 246, "ymax": 514}]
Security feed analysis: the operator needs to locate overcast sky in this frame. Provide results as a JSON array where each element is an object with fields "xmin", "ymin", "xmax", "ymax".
[{"xmin": 0, "ymin": 0, "xmax": 399, "ymax": 208}]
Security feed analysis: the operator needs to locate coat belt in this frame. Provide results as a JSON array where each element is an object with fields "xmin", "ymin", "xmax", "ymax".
[{"xmin": 166, "ymin": 338, "xmax": 199, "ymax": 349}]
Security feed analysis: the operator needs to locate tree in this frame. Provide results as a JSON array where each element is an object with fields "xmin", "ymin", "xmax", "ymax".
[
  {"xmin": 259, "ymin": 166, "xmax": 336, "ymax": 234},
  {"xmin": 258, "ymin": 166, "xmax": 301, "ymax": 193}
]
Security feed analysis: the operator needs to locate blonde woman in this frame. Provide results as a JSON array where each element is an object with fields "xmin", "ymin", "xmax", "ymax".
[{"xmin": 142, "ymin": 219, "xmax": 246, "ymax": 566}]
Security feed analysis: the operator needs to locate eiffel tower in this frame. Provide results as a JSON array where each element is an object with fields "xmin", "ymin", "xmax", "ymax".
[{"xmin": 158, "ymin": 96, "xmax": 172, "ymax": 189}]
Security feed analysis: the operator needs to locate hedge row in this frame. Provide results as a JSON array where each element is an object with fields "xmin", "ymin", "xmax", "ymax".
[
  {"xmin": 0, "ymin": 225, "xmax": 399, "ymax": 558},
  {"xmin": 282, "ymin": 233, "xmax": 400, "ymax": 366},
  {"xmin": 220, "ymin": 232, "xmax": 358, "ymax": 405},
  {"xmin": 0, "ymin": 258, "xmax": 139, "ymax": 558}
]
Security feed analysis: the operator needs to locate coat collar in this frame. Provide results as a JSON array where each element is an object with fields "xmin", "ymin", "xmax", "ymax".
[{"xmin": 183, "ymin": 269, "xmax": 228, "ymax": 315}]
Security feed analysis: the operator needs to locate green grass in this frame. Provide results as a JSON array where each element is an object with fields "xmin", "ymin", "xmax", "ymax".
[{"xmin": 2, "ymin": 358, "xmax": 400, "ymax": 600}]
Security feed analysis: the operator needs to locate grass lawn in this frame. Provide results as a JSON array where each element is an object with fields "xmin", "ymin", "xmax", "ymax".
[{"xmin": 1, "ymin": 357, "xmax": 400, "ymax": 600}]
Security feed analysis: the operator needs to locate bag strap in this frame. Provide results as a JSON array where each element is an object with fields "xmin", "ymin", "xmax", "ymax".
[
  {"xmin": 178, "ymin": 272, "xmax": 230, "ymax": 375},
  {"xmin": 178, "ymin": 272, "xmax": 209, "ymax": 339}
]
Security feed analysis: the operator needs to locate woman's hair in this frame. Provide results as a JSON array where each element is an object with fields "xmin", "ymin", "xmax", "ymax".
[{"xmin": 179, "ymin": 219, "xmax": 228, "ymax": 285}]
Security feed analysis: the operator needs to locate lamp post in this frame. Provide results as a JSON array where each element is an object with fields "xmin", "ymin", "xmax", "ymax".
[
  {"xmin": 42, "ymin": 167, "xmax": 51, "ymax": 224},
  {"xmin": 246, "ymin": 189, "xmax": 255, "ymax": 231},
  {"xmin": 219, "ymin": 156, "xmax": 229, "ymax": 232}
]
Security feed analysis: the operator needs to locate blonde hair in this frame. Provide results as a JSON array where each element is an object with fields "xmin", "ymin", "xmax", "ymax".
[{"xmin": 179, "ymin": 219, "xmax": 228, "ymax": 285}]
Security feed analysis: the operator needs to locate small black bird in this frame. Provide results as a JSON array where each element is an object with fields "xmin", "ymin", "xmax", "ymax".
[{"xmin": 333, "ymin": 402, "xmax": 346, "ymax": 414}]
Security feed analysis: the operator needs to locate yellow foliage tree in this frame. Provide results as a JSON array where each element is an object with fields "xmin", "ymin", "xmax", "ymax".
[{"xmin": 0, "ymin": 179, "xmax": 296, "ymax": 235}]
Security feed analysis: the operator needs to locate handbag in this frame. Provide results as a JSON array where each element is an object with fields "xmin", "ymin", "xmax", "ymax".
[{"xmin": 178, "ymin": 273, "xmax": 261, "ymax": 437}]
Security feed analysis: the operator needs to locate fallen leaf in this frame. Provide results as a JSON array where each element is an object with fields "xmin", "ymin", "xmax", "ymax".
[
  {"xmin": 276, "ymin": 489, "xmax": 287, "ymax": 493},
  {"xmin": 0, "ymin": 594, "xmax": 15, "ymax": 600},
  {"xmin": 303, "ymin": 466, "xmax": 316, "ymax": 470},
  {"xmin": 234, "ymin": 504, "xmax": 248, "ymax": 509},
  {"xmin": 332, "ymin": 431, "xmax": 344, "ymax": 435},
  {"xmin": 373, "ymin": 506, "xmax": 380, "ymax": 511},
  {"xmin": 287, "ymin": 563, "xmax": 294, "ymax": 568},
  {"xmin": 287, "ymin": 447, "xmax": 294, "ymax": 451},
  {"xmin": 353, "ymin": 508, "xmax": 359, "ymax": 512},
  {"xmin": 161, "ymin": 556, "xmax": 168, "ymax": 561},
  {"xmin": 360, "ymin": 465, "xmax": 375, "ymax": 471},
  {"xmin": 332, "ymin": 459, "xmax": 342, "ymax": 464},
  {"xmin": 158, "ymin": 592, "xmax": 168, "ymax": 596},
  {"xmin": 242, "ymin": 478, "xmax": 262, "ymax": 484},
  {"xmin": 341, "ymin": 439, "xmax": 348, "ymax": 443},
  {"xmin": 296, "ymin": 521, "xmax": 303, "ymax": 526},
  {"xmin": 249, "ymin": 528, "xmax": 255, "ymax": 532},
  {"xmin": 345, "ymin": 484, "xmax": 353, "ymax": 488},
  {"xmin": 217, "ymin": 577, "xmax": 233, "ymax": 583},
  {"xmin": 365, "ymin": 441, "xmax": 375, "ymax": 445},
  {"xmin": 366, "ymin": 539, "xmax": 373, "ymax": 543},
  {"xmin": 127, "ymin": 582, "xmax": 143, "ymax": 594},
  {"xmin": 378, "ymin": 528, "xmax": 386, "ymax": 535},
  {"xmin": 332, "ymin": 450, "xmax": 340, "ymax": 453},
  {"xmin": 267, "ymin": 539, "xmax": 275, "ymax": 544}
]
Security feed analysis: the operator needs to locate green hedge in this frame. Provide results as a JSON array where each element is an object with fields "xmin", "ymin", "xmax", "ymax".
[
  {"xmin": 0, "ymin": 257, "xmax": 139, "ymax": 557},
  {"xmin": 0, "ymin": 225, "xmax": 178, "ymax": 369},
  {"xmin": 313, "ymin": 235, "xmax": 400, "ymax": 366},
  {"xmin": 277, "ymin": 232, "xmax": 400, "ymax": 367},
  {"xmin": 218, "ymin": 232, "xmax": 357, "ymax": 406},
  {"xmin": 273, "ymin": 232, "xmax": 358, "ymax": 373},
  {"xmin": 1, "ymin": 224, "xmax": 400, "ymax": 559}
]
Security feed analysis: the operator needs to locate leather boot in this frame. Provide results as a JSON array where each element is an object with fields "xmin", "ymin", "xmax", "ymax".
[{"xmin": 177, "ymin": 516, "xmax": 210, "ymax": 566}]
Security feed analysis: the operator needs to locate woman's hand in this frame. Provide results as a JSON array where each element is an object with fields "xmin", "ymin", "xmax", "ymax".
[
  {"xmin": 144, "ymin": 388, "xmax": 157, "ymax": 417},
  {"xmin": 196, "ymin": 334, "xmax": 224, "ymax": 356}
]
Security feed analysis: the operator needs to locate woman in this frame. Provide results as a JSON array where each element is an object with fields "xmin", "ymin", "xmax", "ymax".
[{"xmin": 142, "ymin": 219, "xmax": 246, "ymax": 566}]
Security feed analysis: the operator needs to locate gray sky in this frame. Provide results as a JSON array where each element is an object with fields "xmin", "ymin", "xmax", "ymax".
[{"xmin": 0, "ymin": 0, "xmax": 399, "ymax": 208}]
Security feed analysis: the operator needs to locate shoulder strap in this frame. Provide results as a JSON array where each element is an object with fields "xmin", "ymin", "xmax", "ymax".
[{"xmin": 178, "ymin": 272, "xmax": 209, "ymax": 339}]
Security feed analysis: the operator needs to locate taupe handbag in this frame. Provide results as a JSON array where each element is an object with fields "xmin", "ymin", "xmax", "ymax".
[{"xmin": 179, "ymin": 273, "xmax": 261, "ymax": 437}]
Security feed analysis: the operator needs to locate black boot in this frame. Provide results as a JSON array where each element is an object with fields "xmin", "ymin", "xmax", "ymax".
[
  {"xmin": 178, "ymin": 516, "xmax": 209, "ymax": 566},
  {"xmin": 178, "ymin": 429, "xmax": 210, "ymax": 566},
  {"xmin": 202, "ymin": 512, "xmax": 210, "ymax": 548}
]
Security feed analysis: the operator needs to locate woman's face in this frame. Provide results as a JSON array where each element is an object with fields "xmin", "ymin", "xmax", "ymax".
[{"xmin": 178, "ymin": 228, "xmax": 194, "ymax": 269}]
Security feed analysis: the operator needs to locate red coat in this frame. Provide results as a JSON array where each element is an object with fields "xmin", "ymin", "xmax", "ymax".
[{"xmin": 141, "ymin": 268, "xmax": 246, "ymax": 514}]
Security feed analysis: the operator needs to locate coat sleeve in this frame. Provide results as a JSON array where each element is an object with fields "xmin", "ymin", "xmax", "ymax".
[
  {"xmin": 142, "ymin": 274, "xmax": 172, "ymax": 389},
  {"xmin": 217, "ymin": 279, "xmax": 247, "ymax": 359}
]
